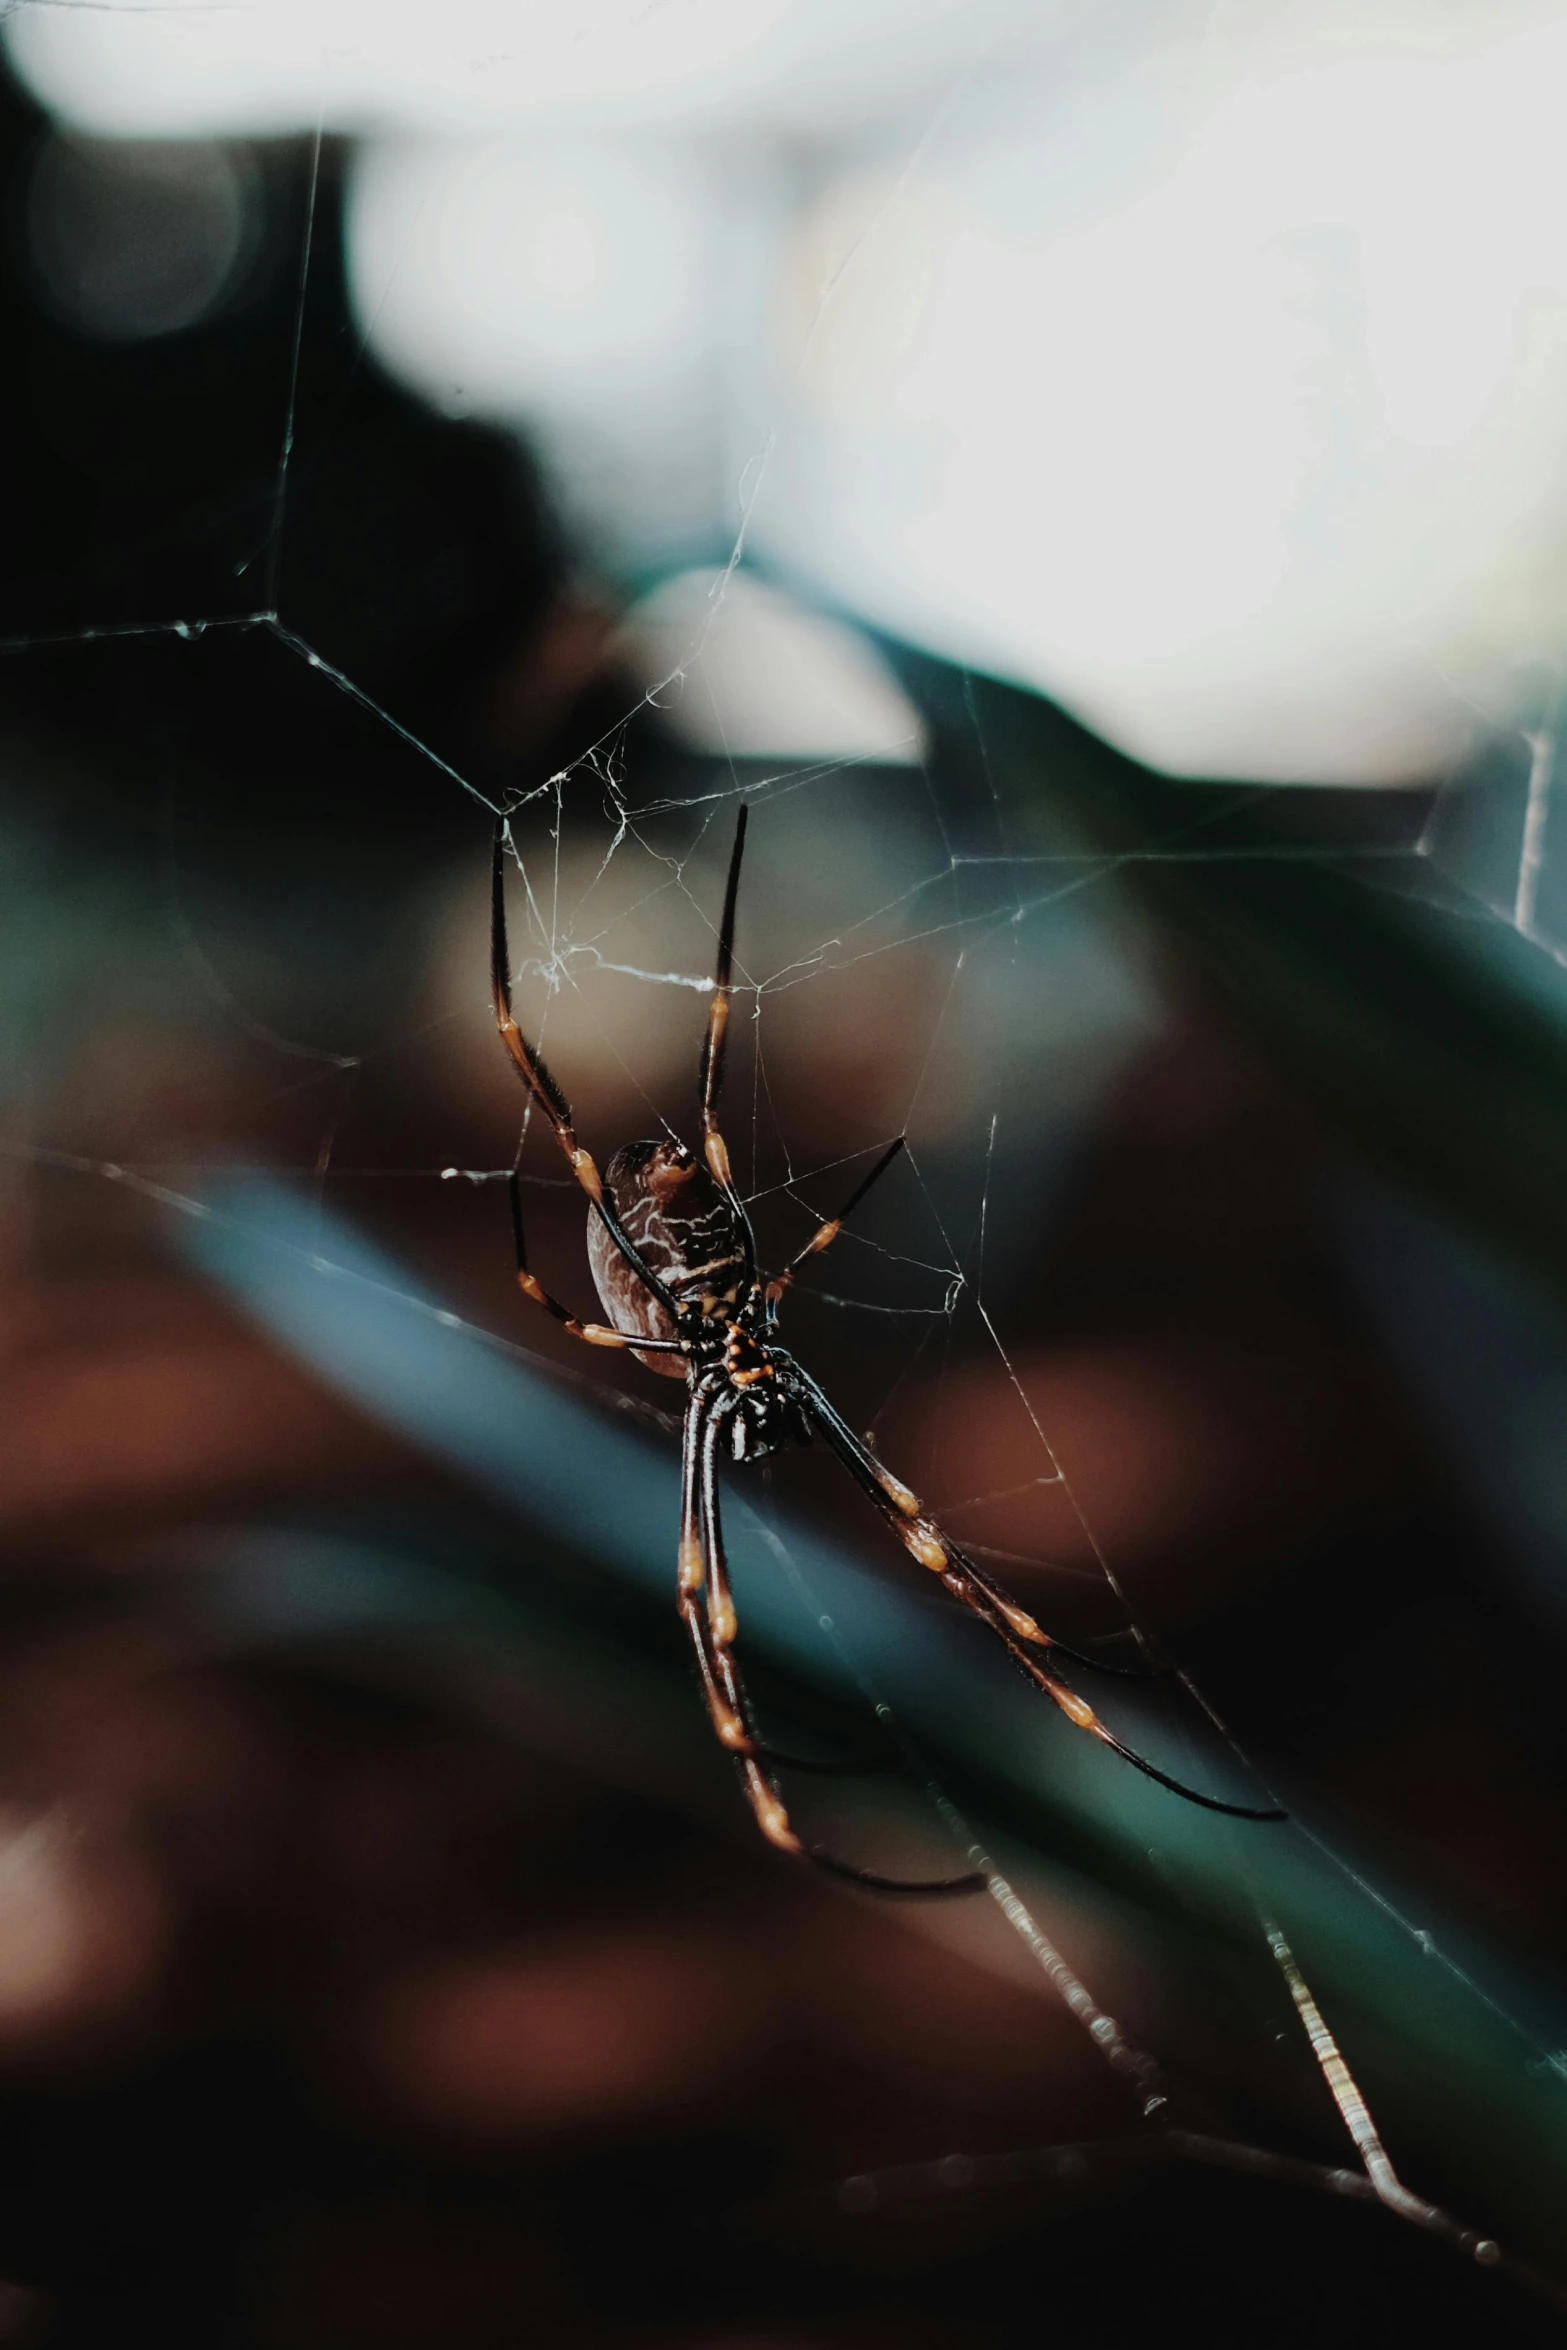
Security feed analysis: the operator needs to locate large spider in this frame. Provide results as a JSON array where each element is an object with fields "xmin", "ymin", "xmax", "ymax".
[{"xmin": 492, "ymin": 808, "xmax": 1281, "ymax": 1891}]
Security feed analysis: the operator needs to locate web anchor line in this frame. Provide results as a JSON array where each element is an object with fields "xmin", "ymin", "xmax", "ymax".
[
  {"xmin": 265, "ymin": 111, "xmax": 324, "ymax": 613},
  {"xmin": 812, "ymin": 2124, "xmax": 1567, "ymax": 2313},
  {"xmin": 0, "ymin": 612, "xmax": 272, "ymax": 656},
  {"xmin": 1259, "ymin": 1921, "xmax": 1531, "ymax": 2274},
  {"xmin": 943, "ymin": 1185, "xmax": 1567, "ymax": 2122},
  {"xmin": 740, "ymin": 1490, "xmax": 1558, "ymax": 2304}
]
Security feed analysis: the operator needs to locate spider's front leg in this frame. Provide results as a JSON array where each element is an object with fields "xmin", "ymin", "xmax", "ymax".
[
  {"xmin": 492, "ymin": 818, "xmax": 683, "ymax": 1325},
  {"xmin": 764, "ymin": 1135, "xmax": 906, "ymax": 1316},
  {"xmin": 695, "ymin": 808, "xmax": 762, "ymax": 1277}
]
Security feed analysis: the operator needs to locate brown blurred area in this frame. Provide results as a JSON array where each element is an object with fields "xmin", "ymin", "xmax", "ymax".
[{"xmin": 0, "ymin": 97, "xmax": 1563, "ymax": 2350}]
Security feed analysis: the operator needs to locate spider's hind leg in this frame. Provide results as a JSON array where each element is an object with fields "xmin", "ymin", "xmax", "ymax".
[
  {"xmin": 794, "ymin": 1370, "xmax": 1285, "ymax": 1823},
  {"xmin": 681, "ymin": 1395, "xmax": 982, "ymax": 1894}
]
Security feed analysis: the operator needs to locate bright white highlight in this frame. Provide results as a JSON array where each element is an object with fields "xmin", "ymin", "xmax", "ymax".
[
  {"xmin": 348, "ymin": 135, "xmax": 730, "ymax": 564},
  {"xmin": 754, "ymin": 13, "xmax": 1567, "ymax": 779},
  {"xmin": 620, "ymin": 569, "xmax": 926, "ymax": 763},
  {"xmin": 1, "ymin": 0, "xmax": 1054, "ymax": 140}
]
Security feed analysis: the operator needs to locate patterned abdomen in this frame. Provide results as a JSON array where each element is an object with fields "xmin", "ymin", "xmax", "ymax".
[{"xmin": 586, "ymin": 1140, "xmax": 746, "ymax": 1379}]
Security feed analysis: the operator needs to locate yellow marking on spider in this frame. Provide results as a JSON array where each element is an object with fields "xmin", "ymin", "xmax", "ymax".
[
  {"xmin": 715, "ymin": 1707, "xmax": 750, "ymax": 1752},
  {"xmin": 751, "ymin": 1780, "xmax": 803, "ymax": 1853},
  {"xmin": 678, "ymin": 1533, "xmax": 704, "ymax": 1595},
  {"xmin": 802, "ymin": 1217, "xmax": 842, "ymax": 1257},
  {"xmin": 571, "ymin": 1147, "xmax": 603, "ymax": 1200},
  {"xmin": 705, "ymin": 1131, "xmax": 734, "ymax": 1188},
  {"xmin": 997, "ymin": 1600, "xmax": 1045, "ymax": 1643},
  {"xmin": 877, "ymin": 1468, "xmax": 922, "ymax": 1518},
  {"xmin": 710, "ymin": 1593, "xmax": 737, "ymax": 1647},
  {"xmin": 1050, "ymin": 1685, "xmax": 1100, "ymax": 1732},
  {"xmin": 905, "ymin": 1525, "xmax": 948, "ymax": 1571}
]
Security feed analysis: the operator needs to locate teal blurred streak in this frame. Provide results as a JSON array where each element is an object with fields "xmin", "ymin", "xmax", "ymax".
[{"xmin": 178, "ymin": 1175, "xmax": 1567, "ymax": 2261}]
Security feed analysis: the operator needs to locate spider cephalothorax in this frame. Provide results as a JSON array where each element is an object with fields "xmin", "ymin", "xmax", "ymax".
[{"xmin": 490, "ymin": 804, "xmax": 1284, "ymax": 1889}]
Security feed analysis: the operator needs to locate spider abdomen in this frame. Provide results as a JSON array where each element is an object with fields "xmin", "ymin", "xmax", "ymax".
[{"xmin": 587, "ymin": 1139, "xmax": 746, "ymax": 1377}]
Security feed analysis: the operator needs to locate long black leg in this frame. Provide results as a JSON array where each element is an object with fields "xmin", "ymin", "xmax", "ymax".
[
  {"xmin": 789, "ymin": 1372, "xmax": 1146, "ymax": 1682},
  {"xmin": 492, "ymin": 819, "xmax": 681, "ymax": 1313},
  {"xmin": 696, "ymin": 1401, "xmax": 983, "ymax": 1895},
  {"xmin": 788, "ymin": 1365, "xmax": 1104, "ymax": 1661},
  {"xmin": 789, "ymin": 1367, "xmax": 1158, "ymax": 1679},
  {"xmin": 673, "ymin": 1383, "xmax": 889, "ymax": 1778},
  {"xmin": 676, "ymin": 1386, "xmax": 753, "ymax": 1759},
  {"xmin": 696, "ymin": 808, "xmax": 762, "ymax": 1284},
  {"xmin": 793, "ymin": 1372, "xmax": 1285, "ymax": 1823},
  {"xmin": 766, "ymin": 1135, "xmax": 906, "ymax": 1317},
  {"xmin": 758, "ymin": 1145, "xmax": 1166, "ymax": 1682}
]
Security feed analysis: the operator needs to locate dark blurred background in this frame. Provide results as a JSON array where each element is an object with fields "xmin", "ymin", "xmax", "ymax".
[{"xmin": 2, "ymin": 16, "xmax": 1567, "ymax": 2348}]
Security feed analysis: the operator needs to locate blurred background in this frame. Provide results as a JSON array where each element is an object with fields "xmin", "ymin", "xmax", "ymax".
[{"xmin": 2, "ymin": 0, "xmax": 1567, "ymax": 2342}]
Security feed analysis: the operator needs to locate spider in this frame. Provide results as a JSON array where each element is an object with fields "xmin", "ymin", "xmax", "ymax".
[{"xmin": 491, "ymin": 807, "xmax": 1282, "ymax": 1892}]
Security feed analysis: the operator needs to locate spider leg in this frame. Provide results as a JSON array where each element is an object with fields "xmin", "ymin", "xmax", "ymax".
[
  {"xmin": 678, "ymin": 1392, "xmax": 981, "ymax": 1893},
  {"xmin": 787, "ymin": 1366, "xmax": 1155, "ymax": 1676},
  {"xmin": 762, "ymin": 1165, "xmax": 1166, "ymax": 1679},
  {"xmin": 696, "ymin": 807, "xmax": 761, "ymax": 1282},
  {"xmin": 492, "ymin": 819, "xmax": 679, "ymax": 1313},
  {"xmin": 765, "ymin": 1135, "xmax": 906, "ymax": 1316},
  {"xmin": 675, "ymin": 1385, "xmax": 789, "ymax": 1765},
  {"xmin": 759, "ymin": 1153, "xmax": 1162, "ymax": 1684},
  {"xmin": 673, "ymin": 1386, "xmax": 895, "ymax": 1777},
  {"xmin": 676, "ymin": 1387, "xmax": 754, "ymax": 1755},
  {"xmin": 794, "ymin": 1373, "xmax": 1285, "ymax": 1823},
  {"xmin": 504, "ymin": 1167, "xmax": 684, "ymax": 1357},
  {"xmin": 786, "ymin": 1367, "xmax": 1068, "ymax": 1649}
]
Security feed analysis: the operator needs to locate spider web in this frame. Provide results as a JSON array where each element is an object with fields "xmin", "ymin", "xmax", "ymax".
[{"xmin": 2, "ymin": 4, "xmax": 1567, "ymax": 2332}]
